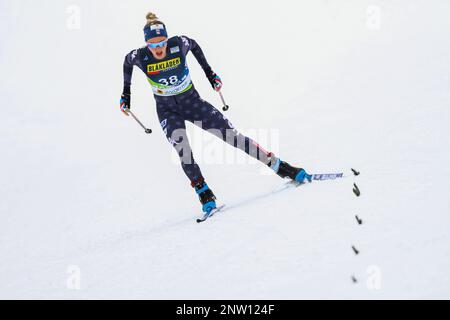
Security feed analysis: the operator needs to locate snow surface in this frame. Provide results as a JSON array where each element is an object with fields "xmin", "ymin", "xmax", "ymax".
[{"xmin": 1, "ymin": 0, "xmax": 449, "ymax": 299}]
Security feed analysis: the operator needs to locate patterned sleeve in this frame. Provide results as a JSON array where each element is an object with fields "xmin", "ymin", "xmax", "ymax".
[
  {"xmin": 179, "ymin": 35, "xmax": 213, "ymax": 76},
  {"xmin": 123, "ymin": 49, "xmax": 140, "ymax": 93}
]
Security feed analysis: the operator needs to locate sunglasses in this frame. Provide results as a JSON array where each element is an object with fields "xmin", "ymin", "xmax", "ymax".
[{"xmin": 147, "ymin": 40, "xmax": 168, "ymax": 49}]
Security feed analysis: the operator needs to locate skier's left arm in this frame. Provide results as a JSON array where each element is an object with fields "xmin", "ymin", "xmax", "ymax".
[{"xmin": 180, "ymin": 36, "xmax": 222, "ymax": 91}]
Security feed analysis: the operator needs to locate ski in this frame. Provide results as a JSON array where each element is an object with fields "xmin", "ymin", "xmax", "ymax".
[
  {"xmin": 311, "ymin": 172, "xmax": 344, "ymax": 181},
  {"xmin": 195, "ymin": 172, "xmax": 346, "ymax": 223},
  {"xmin": 287, "ymin": 172, "xmax": 345, "ymax": 186},
  {"xmin": 196, "ymin": 204, "xmax": 226, "ymax": 223}
]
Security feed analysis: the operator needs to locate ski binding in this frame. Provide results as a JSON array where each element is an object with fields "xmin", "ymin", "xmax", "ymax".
[{"xmin": 196, "ymin": 205, "xmax": 226, "ymax": 223}]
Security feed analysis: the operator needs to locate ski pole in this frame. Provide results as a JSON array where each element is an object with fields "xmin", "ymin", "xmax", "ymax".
[
  {"xmin": 218, "ymin": 91, "xmax": 230, "ymax": 112},
  {"xmin": 127, "ymin": 110, "xmax": 152, "ymax": 134}
]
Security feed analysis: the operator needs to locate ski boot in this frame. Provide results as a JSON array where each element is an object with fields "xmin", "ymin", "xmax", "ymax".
[
  {"xmin": 192, "ymin": 179, "xmax": 217, "ymax": 214},
  {"xmin": 267, "ymin": 153, "xmax": 312, "ymax": 183}
]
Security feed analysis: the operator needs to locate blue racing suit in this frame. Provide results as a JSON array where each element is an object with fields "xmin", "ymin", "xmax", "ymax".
[{"xmin": 123, "ymin": 36, "xmax": 272, "ymax": 185}]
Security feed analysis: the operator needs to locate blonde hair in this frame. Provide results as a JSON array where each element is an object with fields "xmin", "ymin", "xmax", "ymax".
[{"xmin": 145, "ymin": 12, "xmax": 163, "ymax": 26}]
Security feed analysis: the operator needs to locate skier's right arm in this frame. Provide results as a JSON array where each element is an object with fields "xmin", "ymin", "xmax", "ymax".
[{"xmin": 120, "ymin": 50, "xmax": 139, "ymax": 116}]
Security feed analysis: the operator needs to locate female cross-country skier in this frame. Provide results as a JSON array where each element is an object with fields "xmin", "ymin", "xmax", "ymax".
[{"xmin": 120, "ymin": 12, "xmax": 311, "ymax": 215}]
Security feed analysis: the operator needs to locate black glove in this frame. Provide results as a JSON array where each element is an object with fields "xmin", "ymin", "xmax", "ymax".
[
  {"xmin": 120, "ymin": 86, "xmax": 131, "ymax": 115},
  {"xmin": 205, "ymin": 69, "xmax": 222, "ymax": 91}
]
